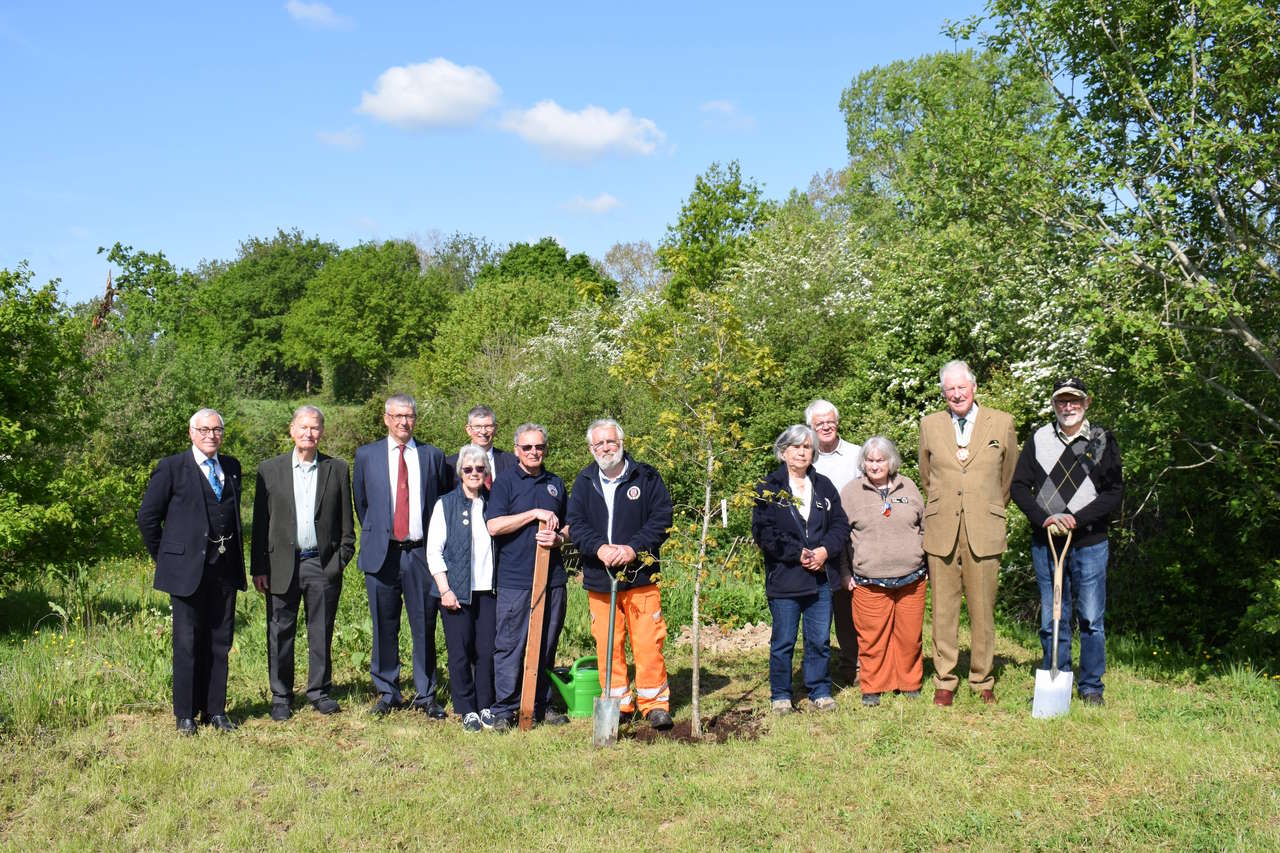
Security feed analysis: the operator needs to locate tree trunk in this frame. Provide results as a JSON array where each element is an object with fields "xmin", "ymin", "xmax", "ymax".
[{"xmin": 690, "ymin": 440, "xmax": 714, "ymax": 740}]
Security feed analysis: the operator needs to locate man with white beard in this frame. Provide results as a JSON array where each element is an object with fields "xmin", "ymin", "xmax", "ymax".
[{"xmin": 566, "ymin": 418, "xmax": 675, "ymax": 730}]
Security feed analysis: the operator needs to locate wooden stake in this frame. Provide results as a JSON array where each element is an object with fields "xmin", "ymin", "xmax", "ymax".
[{"xmin": 518, "ymin": 520, "xmax": 551, "ymax": 731}]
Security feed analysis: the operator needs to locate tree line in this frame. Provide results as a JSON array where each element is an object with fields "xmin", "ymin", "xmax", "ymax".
[{"xmin": 3, "ymin": 0, "xmax": 1276, "ymax": 660}]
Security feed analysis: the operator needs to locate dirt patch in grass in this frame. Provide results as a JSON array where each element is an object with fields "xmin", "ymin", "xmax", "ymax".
[
  {"xmin": 627, "ymin": 708, "xmax": 765, "ymax": 744},
  {"xmin": 675, "ymin": 622, "xmax": 771, "ymax": 654}
]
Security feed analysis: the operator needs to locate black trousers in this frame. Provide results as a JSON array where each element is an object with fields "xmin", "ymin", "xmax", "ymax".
[
  {"xmin": 170, "ymin": 562, "xmax": 238, "ymax": 719},
  {"xmin": 267, "ymin": 555, "xmax": 342, "ymax": 703},
  {"xmin": 440, "ymin": 590, "xmax": 497, "ymax": 716}
]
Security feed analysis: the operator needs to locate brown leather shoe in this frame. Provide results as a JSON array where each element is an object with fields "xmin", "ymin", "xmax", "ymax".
[
  {"xmin": 933, "ymin": 689, "xmax": 954, "ymax": 707},
  {"xmin": 980, "ymin": 689, "xmax": 997, "ymax": 704}
]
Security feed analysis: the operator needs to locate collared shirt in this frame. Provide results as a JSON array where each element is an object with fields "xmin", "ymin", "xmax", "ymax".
[
  {"xmin": 813, "ymin": 437, "xmax": 863, "ymax": 494},
  {"xmin": 1056, "ymin": 418, "xmax": 1092, "ymax": 445},
  {"xmin": 951, "ymin": 403, "xmax": 980, "ymax": 446},
  {"xmin": 191, "ymin": 446, "xmax": 223, "ymax": 486},
  {"xmin": 292, "ymin": 450, "xmax": 319, "ymax": 551},
  {"xmin": 597, "ymin": 460, "xmax": 629, "ymax": 544},
  {"xmin": 486, "ymin": 465, "xmax": 567, "ymax": 589},
  {"xmin": 386, "ymin": 437, "xmax": 423, "ymax": 541}
]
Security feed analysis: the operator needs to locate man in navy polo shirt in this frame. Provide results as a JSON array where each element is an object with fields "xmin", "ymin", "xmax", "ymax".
[{"xmin": 485, "ymin": 422, "xmax": 570, "ymax": 730}]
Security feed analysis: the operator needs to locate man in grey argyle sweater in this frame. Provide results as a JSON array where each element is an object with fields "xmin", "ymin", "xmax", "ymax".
[{"xmin": 1011, "ymin": 377, "xmax": 1123, "ymax": 705}]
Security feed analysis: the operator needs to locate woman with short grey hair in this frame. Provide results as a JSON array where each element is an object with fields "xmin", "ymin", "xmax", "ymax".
[
  {"xmin": 426, "ymin": 444, "xmax": 497, "ymax": 732},
  {"xmin": 752, "ymin": 425, "xmax": 850, "ymax": 714},
  {"xmin": 838, "ymin": 435, "xmax": 927, "ymax": 707}
]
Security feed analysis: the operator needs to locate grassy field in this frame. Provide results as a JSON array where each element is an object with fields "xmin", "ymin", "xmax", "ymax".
[{"xmin": 1, "ymin": 560, "xmax": 1278, "ymax": 850}]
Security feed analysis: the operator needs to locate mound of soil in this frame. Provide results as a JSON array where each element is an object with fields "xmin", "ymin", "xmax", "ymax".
[
  {"xmin": 626, "ymin": 708, "xmax": 765, "ymax": 744},
  {"xmin": 675, "ymin": 622, "xmax": 771, "ymax": 654}
]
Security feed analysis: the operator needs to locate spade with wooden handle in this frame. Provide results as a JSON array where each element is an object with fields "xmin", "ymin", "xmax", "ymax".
[{"xmin": 518, "ymin": 520, "xmax": 552, "ymax": 732}]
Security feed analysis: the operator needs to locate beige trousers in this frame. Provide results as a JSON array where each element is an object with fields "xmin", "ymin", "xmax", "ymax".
[{"xmin": 929, "ymin": 515, "xmax": 1000, "ymax": 692}]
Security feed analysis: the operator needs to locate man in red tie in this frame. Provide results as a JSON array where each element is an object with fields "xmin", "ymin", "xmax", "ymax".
[{"xmin": 353, "ymin": 394, "xmax": 448, "ymax": 717}]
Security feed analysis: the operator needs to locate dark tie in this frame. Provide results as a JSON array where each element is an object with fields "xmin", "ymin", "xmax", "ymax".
[
  {"xmin": 957, "ymin": 417, "xmax": 967, "ymax": 433},
  {"xmin": 394, "ymin": 444, "xmax": 410, "ymax": 541},
  {"xmin": 205, "ymin": 459, "xmax": 222, "ymax": 501}
]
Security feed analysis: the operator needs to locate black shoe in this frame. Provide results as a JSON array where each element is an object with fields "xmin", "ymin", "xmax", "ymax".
[
  {"xmin": 646, "ymin": 709, "xmax": 674, "ymax": 731},
  {"xmin": 207, "ymin": 714, "xmax": 237, "ymax": 732},
  {"xmin": 311, "ymin": 697, "xmax": 341, "ymax": 715},
  {"xmin": 176, "ymin": 717, "xmax": 197, "ymax": 736},
  {"xmin": 269, "ymin": 702, "xmax": 292, "ymax": 722},
  {"xmin": 414, "ymin": 701, "xmax": 447, "ymax": 720},
  {"xmin": 370, "ymin": 696, "xmax": 402, "ymax": 717},
  {"xmin": 490, "ymin": 716, "xmax": 514, "ymax": 733},
  {"xmin": 1080, "ymin": 692, "xmax": 1105, "ymax": 706},
  {"xmin": 539, "ymin": 710, "xmax": 570, "ymax": 726}
]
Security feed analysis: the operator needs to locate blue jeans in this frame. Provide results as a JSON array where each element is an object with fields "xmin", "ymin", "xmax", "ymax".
[
  {"xmin": 767, "ymin": 587, "xmax": 832, "ymax": 702},
  {"xmin": 1033, "ymin": 538, "xmax": 1108, "ymax": 695}
]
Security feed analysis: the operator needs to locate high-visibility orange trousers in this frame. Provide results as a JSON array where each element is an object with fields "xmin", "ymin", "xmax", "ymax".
[
  {"xmin": 587, "ymin": 585, "xmax": 670, "ymax": 715},
  {"xmin": 851, "ymin": 577, "xmax": 927, "ymax": 695}
]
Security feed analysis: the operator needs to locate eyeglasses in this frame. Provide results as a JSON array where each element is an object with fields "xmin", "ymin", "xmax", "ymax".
[
  {"xmin": 468, "ymin": 423, "xmax": 496, "ymax": 432},
  {"xmin": 193, "ymin": 427, "xmax": 224, "ymax": 436},
  {"xmin": 387, "ymin": 413, "xmax": 416, "ymax": 421},
  {"xmin": 811, "ymin": 420, "xmax": 837, "ymax": 430},
  {"xmin": 590, "ymin": 438, "xmax": 620, "ymax": 449},
  {"xmin": 517, "ymin": 443, "xmax": 547, "ymax": 452},
  {"xmin": 460, "ymin": 465, "xmax": 486, "ymax": 475}
]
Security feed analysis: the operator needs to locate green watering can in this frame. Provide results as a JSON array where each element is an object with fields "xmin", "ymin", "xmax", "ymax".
[{"xmin": 547, "ymin": 655, "xmax": 602, "ymax": 718}]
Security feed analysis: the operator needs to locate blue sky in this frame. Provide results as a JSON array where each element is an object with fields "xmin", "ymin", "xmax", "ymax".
[{"xmin": 1, "ymin": 1, "xmax": 985, "ymax": 304}]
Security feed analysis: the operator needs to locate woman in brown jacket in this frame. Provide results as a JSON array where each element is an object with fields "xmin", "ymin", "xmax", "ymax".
[{"xmin": 839, "ymin": 436, "xmax": 928, "ymax": 707}]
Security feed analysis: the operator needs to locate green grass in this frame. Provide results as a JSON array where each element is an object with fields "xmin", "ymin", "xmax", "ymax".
[{"xmin": 1, "ymin": 560, "xmax": 1278, "ymax": 849}]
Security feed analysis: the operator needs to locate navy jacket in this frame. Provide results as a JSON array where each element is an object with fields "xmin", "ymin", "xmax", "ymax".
[
  {"xmin": 137, "ymin": 450, "xmax": 247, "ymax": 597},
  {"xmin": 352, "ymin": 438, "xmax": 448, "ymax": 572},
  {"xmin": 566, "ymin": 455, "xmax": 673, "ymax": 593},
  {"xmin": 752, "ymin": 463, "xmax": 850, "ymax": 598}
]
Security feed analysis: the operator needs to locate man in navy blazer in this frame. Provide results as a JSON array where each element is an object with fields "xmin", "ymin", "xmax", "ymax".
[
  {"xmin": 137, "ymin": 408, "xmax": 247, "ymax": 735},
  {"xmin": 353, "ymin": 394, "xmax": 449, "ymax": 717},
  {"xmin": 443, "ymin": 404, "xmax": 518, "ymax": 491}
]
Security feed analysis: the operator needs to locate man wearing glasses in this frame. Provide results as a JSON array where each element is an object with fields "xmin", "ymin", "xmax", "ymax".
[
  {"xmin": 566, "ymin": 419, "xmax": 675, "ymax": 730},
  {"xmin": 138, "ymin": 408, "xmax": 246, "ymax": 735},
  {"xmin": 1011, "ymin": 378, "xmax": 1122, "ymax": 706},
  {"xmin": 443, "ymin": 404, "xmax": 517, "ymax": 491},
  {"xmin": 353, "ymin": 394, "xmax": 449, "ymax": 718},
  {"xmin": 485, "ymin": 423, "xmax": 570, "ymax": 730}
]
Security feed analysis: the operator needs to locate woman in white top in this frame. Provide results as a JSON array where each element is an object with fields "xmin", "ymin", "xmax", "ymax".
[{"xmin": 427, "ymin": 444, "xmax": 497, "ymax": 732}]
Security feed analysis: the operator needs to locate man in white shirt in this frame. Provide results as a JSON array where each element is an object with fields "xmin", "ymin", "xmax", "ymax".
[
  {"xmin": 251, "ymin": 405, "xmax": 356, "ymax": 721},
  {"xmin": 353, "ymin": 394, "xmax": 449, "ymax": 717},
  {"xmin": 806, "ymin": 399, "xmax": 863, "ymax": 685}
]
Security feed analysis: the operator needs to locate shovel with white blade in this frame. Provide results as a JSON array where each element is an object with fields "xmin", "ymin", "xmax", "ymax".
[{"xmin": 1032, "ymin": 526, "xmax": 1073, "ymax": 719}]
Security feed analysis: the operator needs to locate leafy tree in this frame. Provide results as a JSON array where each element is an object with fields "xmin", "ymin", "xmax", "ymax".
[
  {"xmin": 186, "ymin": 229, "xmax": 337, "ymax": 393},
  {"xmin": 658, "ymin": 161, "xmax": 775, "ymax": 306},
  {"xmin": 987, "ymin": 0, "xmax": 1280, "ymax": 651},
  {"xmin": 476, "ymin": 236, "xmax": 615, "ymax": 294},
  {"xmin": 615, "ymin": 289, "xmax": 778, "ymax": 738},
  {"xmin": 281, "ymin": 240, "xmax": 449, "ymax": 401},
  {"xmin": 417, "ymin": 231, "xmax": 502, "ymax": 294}
]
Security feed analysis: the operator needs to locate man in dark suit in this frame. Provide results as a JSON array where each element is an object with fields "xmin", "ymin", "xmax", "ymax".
[
  {"xmin": 138, "ymin": 407, "xmax": 246, "ymax": 735},
  {"xmin": 353, "ymin": 394, "xmax": 449, "ymax": 717},
  {"xmin": 443, "ymin": 404, "xmax": 517, "ymax": 491},
  {"xmin": 251, "ymin": 405, "xmax": 356, "ymax": 721}
]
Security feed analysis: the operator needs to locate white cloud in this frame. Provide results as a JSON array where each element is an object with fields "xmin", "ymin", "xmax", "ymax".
[
  {"xmin": 499, "ymin": 101, "xmax": 664, "ymax": 160},
  {"xmin": 357, "ymin": 59, "xmax": 500, "ymax": 127},
  {"xmin": 284, "ymin": 1, "xmax": 352, "ymax": 30},
  {"xmin": 700, "ymin": 99, "xmax": 756, "ymax": 131},
  {"xmin": 316, "ymin": 126, "xmax": 363, "ymax": 149},
  {"xmin": 565, "ymin": 193, "xmax": 621, "ymax": 214}
]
